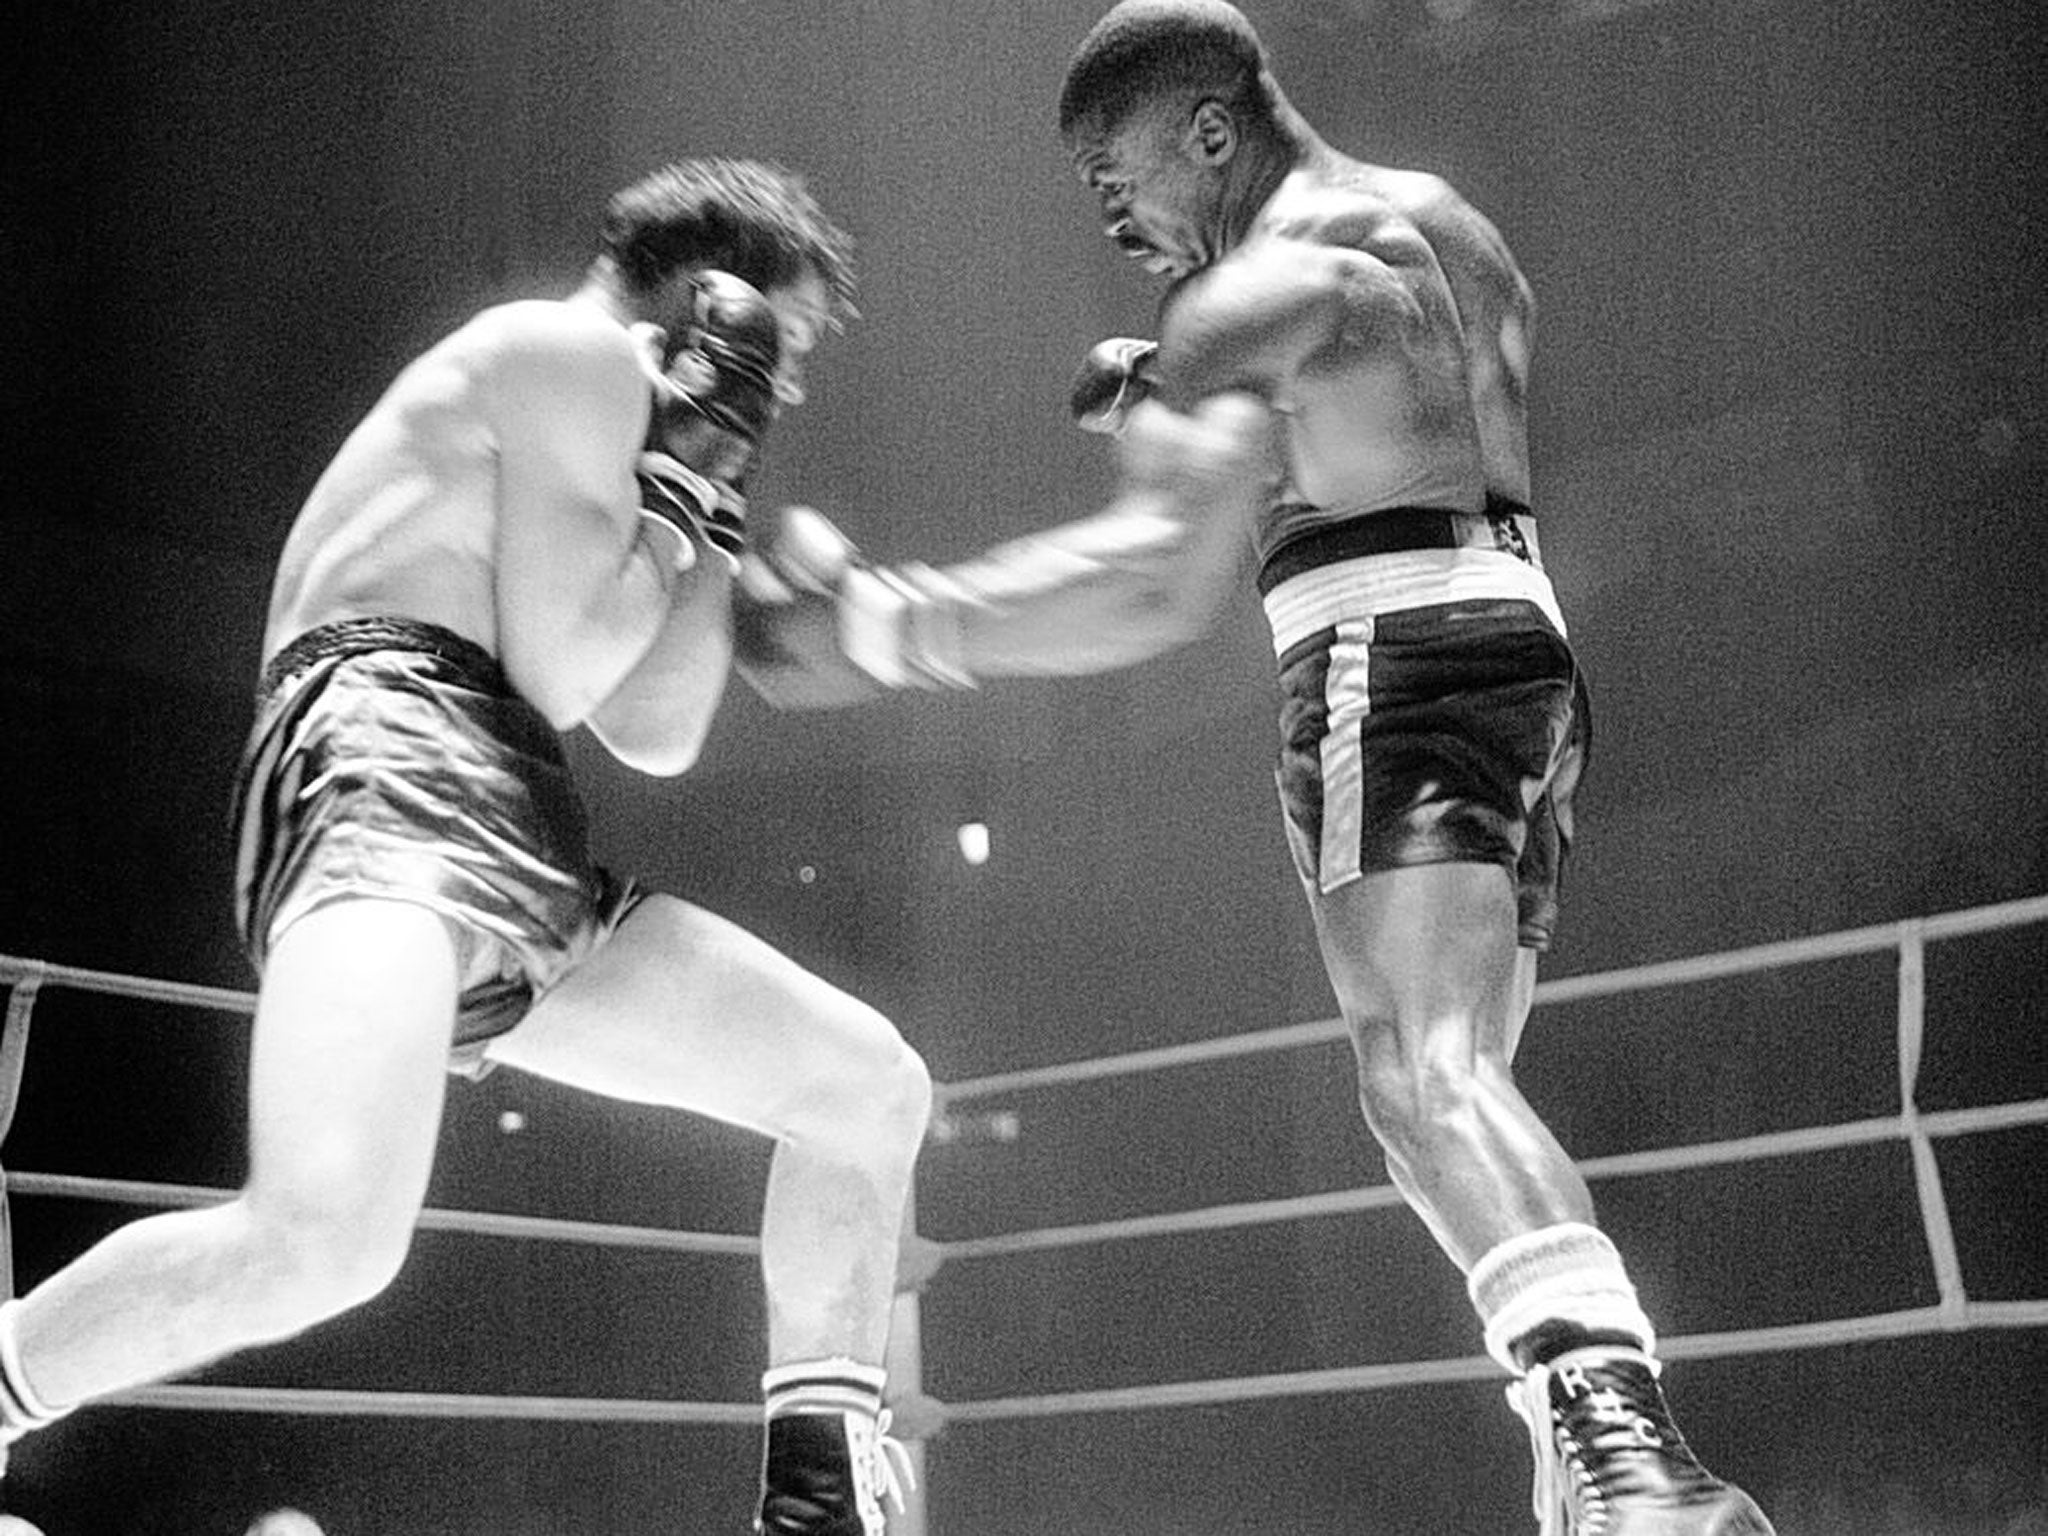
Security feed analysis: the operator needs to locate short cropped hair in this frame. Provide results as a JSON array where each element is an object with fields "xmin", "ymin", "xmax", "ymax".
[
  {"xmin": 1058, "ymin": 0, "xmax": 1273, "ymax": 140},
  {"xmin": 599, "ymin": 158, "xmax": 856, "ymax": 320}
]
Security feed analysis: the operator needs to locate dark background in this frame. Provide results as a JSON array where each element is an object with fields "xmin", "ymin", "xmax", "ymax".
[{"xmin": 4, "ymin": 0, "xmax": 2046, "ymax": 1531}]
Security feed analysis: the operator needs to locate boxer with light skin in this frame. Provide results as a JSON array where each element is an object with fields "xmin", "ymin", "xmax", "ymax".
[
  {"xmin": 0, "ymin": 159, "xmax": 898, "ymax": 1536},
  {"xmin": 0, "ymin": 155, "xmax": 1278, "ymax": 1536}
]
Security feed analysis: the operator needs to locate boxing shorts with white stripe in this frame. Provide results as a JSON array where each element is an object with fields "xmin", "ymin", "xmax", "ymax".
[{"xmin": 1258, "ymin": 503, "xmax": 1589, "ymax": 950}]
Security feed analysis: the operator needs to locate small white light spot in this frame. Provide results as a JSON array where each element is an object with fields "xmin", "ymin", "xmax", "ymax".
[
  {"xmin": 957, "ymin": 822, "xmax": 991, "ymax": 866},
  {"xmin": 497, "ymin": 1110, "xmax": 528, "ymax": 1135},
  {"xmin": 797, "ymin": 864, "xmax": 818, "ymax": 885}
]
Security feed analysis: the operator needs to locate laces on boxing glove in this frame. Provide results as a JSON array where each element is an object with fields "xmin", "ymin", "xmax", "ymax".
[
  {"xmin": 1071, "ymin": 336, "xmax": 1161, "ymax": 435},
  {"xmin": 635, "ymin": 450, "xmax": 746, "ymax": 573}
]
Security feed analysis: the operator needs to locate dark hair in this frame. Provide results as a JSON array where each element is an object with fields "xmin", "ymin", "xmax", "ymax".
[
  {"xmin": 1058, "ymin": 0, "xmax": 1271, "ymax": 140},
  {"xmin": 599, "ymin": 158, "xmax": 856, "ymax": 320}
]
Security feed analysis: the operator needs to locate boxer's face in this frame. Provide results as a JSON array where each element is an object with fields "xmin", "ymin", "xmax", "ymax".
[
  {"xmin": 1070, "ymin": 102, "xmax": 1222, "ymax": 281},
  {"xmin": 761, "ymin": 269, "xmax": 832, "ymax": 408}
]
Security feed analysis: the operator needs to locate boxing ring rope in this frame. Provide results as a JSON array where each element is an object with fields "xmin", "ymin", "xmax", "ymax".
[
  {"xmin": 2, "ymin": 893, "xmax": 2046, "ymax": 1517},
  {"xmin": 922, "ymin": 893, "xmax": 2048, "ymax": 1425}
]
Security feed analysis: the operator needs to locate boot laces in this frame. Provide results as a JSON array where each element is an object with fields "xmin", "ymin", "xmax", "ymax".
[
  {"xmin": 1511, "ymin": 1350, "xmax": 1684, "ymax": 1536},
  {"xmin": 1511, "ymin": 1363, "xmax": 1606, "ymax": 1536},
  {"xmin": 848, "ymin": 1408, "xmax": 917, "ymax": 1533}
]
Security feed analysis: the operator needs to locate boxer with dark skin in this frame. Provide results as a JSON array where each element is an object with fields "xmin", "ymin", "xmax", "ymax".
[
  {"xmin": 1052, "ymin": 6, "xmax": 1773, "ymax": 1530},
  {"xmin": 728, "ymin": 6, "xmax": 1776, "ymax": 1531}
]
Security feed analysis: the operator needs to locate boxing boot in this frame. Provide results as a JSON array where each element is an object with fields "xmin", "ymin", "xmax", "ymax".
[
  {"xmin": 1509, "ymin": 1347, "xmax": 1775, "ymax": 1535},
  {"xmin": 755, "ymin": 1407, "xmax": 911, "ymax": 1536}
]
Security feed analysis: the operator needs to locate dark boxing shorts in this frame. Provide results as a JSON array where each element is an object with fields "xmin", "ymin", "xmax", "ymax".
[
  {"xmin": 231, "ymin": 617, "xmax": 641, "ymax": 1075},
  {"xmin": 1259, "ymin": 509, "xmax": 1589, "ymax": 950}
]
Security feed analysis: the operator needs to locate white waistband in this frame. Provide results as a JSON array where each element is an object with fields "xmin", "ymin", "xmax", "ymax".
[{"xmin": 1260, "ymin": 547, "xmax": 1567, "ymax": 655}]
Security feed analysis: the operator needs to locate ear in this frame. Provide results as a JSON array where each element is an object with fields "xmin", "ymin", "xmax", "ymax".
[{"xmin": 1184, "ymin": 99, "xmax": 1237, "ymax": 165}]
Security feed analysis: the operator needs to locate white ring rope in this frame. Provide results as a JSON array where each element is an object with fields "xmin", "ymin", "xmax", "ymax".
[
  {"xmin": 1, "ymin": 891, "xmax": 2043, "ymax": 1429},
  {"xmin": 932, "ymin": 894, "xmax": 2048, "ymax": 1103},
  {"xmin": 0, "ymin": 1172, "xmax": 759, "ymax": 1257},
  {"xmin": 931, "ymin": 1300, "xmax": 2048, "ymax": 1426},
  {"xmin": 110, "ymin": 1381, "xmax": 755, "ymax": 1426},
  {"xmin": 937, "ymin": 1099, "xmax": 2048, "ymax": 1264}
]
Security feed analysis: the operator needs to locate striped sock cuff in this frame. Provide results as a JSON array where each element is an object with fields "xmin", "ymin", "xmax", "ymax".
[
  {"xmin": 762, "ymin": 1356, "xmax": 886, "ymax": 1421},
  {"xmin": 1467, "ymin": 1222, "xmax": 1656, "ymax": 1373},
  {"xmin": 0, "ymin": 1300, "xmax": 64, "ymax": 1436}
]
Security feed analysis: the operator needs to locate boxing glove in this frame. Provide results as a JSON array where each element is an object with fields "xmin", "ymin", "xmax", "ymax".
[
  {"xmin": 634, "ymin": 270, "xmax": 784, "ymax": 570},
  {"xmin": 1069, "ymin": 336, "xmax": 1160, "ymax": 435},
  {"xmin": 734, "ymin": 505, "xmax": 975, "ymax": 705},
  {"xmin": 671, "ymin": 269, "xmax": 783, "ymax": 448},
  {"xmin": 633, "ymin": 450, "xmax": 745, "ymax": 573}
]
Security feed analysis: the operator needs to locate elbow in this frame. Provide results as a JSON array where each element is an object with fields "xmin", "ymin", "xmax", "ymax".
[
  {"xmin": 627, "ymin": 737, "xmax": 704, "ymax": 778},
  {"xmin": 611, "ymin": 739, "xmax": 702, "ymax": 779},
  {"xmin": 640, "ymin": 707, "xmax": 716, "ymax": 775},
  {"xmin": 587, "ymin": 712, "xmax": 710, "ymax": 778}
]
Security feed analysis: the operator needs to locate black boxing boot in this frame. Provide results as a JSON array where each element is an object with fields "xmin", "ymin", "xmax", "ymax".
[
  {"xmin": 755, "ymin": 1361, "xmax": 910, "ymax": 1536},
  {"xmin": 1508, "ymin": 1346, "xmax": 1776, "ymax": 1535}
]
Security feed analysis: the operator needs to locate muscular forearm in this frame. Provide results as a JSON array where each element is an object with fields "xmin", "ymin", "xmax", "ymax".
[
  {"xmin": 586, "ymin": 540, "xmax": 735, "ymax": 774},
  {"xmin": 731, "ymin": 524, "xmax": 1202, "ymax": 707},
  {"xmin": 736, "ymin": 393, "xmax": 1273, "ymax": 709},
  {"xmin": 946, "ymin": 393, "xmax": 1273, "ymax": 678},
  {"xmin": 736, "ymin": 478, "xmax": 1254, "ymax": 707},
  {"xmin": 945, "ymin": 490, "xmax": 1242, "ymax": 677}
]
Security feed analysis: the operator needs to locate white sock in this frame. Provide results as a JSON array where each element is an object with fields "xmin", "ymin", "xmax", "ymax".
[
  {"xmin": 762, "ymin": 1356, "xmax": 886, "ymax": 1421},
  {"xmin": 1467, "ymin": 1222, "xmax": 1656, "ymax": 1373}
]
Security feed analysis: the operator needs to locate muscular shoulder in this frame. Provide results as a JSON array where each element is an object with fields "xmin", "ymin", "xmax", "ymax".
[
  {"xmin": 1356, "ymin": 167, "xmax": 1530, "ymax": 310},
  {"xmin": 451, "ymin": 298, "xmax": 646, "ymax": 434},
  {"xmin": 453, "ymin": 298, "xmax": 636, "ymax": 375},
  {"xmin": 1258, "ymin": 170, "xmax": 1430, "ymax": 269},
  {"xmin": 1157, "ymin": 176, "xmax": 1446, "ymax": 398}
]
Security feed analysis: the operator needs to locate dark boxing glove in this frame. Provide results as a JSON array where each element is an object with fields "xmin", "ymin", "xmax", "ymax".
[
  {"xmin": 635, "ymin": 270, "xmax": 784, "ymax": 571},
  {"xmin": 671, "ymin": 269, "xmax": 783, "ymax": 450},
  {"xmin": 1069, "ymin": 336, "xmax": 1160, "ymax": 435},
  {"xmin": 634, "ymin": 451, "xmax": 745, "ymax": 572}
]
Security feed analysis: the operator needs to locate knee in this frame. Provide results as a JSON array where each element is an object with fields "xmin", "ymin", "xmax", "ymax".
[
  {"xmin": 861, "ymin": 1024, "xmax": 934, "ymax": 1146},
  {"xmin": 815, "ymin": 1007, "xmax": 934, "ymax": 1153}
]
